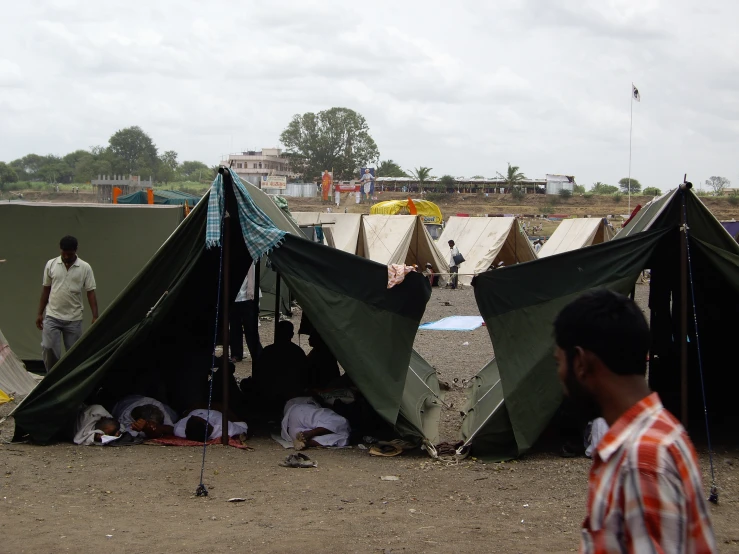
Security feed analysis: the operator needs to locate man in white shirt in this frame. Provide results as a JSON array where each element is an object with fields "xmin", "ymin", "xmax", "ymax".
[
  {"xmin": 174, "ymin": 408, "xmax": 248, "ymax": 442},
  {"xmin": 229, "ymin": 262, "xmax": 263, "ymax": 362},
  {"xmin": 448, "ymin": 240, "xmax": 461, "ymax": 290},
  {"xmin": 36, "ymin": 235, "xmax": 98, "ymax": 371}
]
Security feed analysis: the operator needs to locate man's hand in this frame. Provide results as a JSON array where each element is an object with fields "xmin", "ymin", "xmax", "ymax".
[
  {"xmin": 131, "ymin": 419, "xmax": 148, "ymax": 432},
  {"xmin": 36, "ymin": 315, "xmax": 44, "ymax": 330}
]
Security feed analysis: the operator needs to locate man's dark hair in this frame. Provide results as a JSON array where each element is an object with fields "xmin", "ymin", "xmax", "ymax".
[
  {"xmin": 185, "ymin": 416, "xmax": 213, "ymax": 442},
  {"xmin": 276, "ymin": 320, "xmax": 294, "ymax": 341},
  {"xmin": 131, "ymin": 404, "xmax": 165, "ymax": 424},
  {"xmin": 95, "ymin": 417, "xmax": 120, "ymax": 435},
  {"xmin": 448, "ymin": 240, "xmax": 455, "ymax": 246},
  {"xmin": 554, "ymin": 289, "xmax": 650, "ymax": 376},
  {"xmin": 59, "ymin": 235, "xmax": 78, "ymax": 251}
]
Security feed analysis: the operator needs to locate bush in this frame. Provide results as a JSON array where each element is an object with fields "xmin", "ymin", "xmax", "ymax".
[
  {"xmin": 510, "ymin": 187, "xmax": 525, "ymax": 201},
  {"xmin": 728, "ymin": 194, "xmax": 739, "ymax": 206},
  {"xmin": 642, "ymin": 187, "xmax": 661, "ymax": 196},
  {"xmin": 583, "ymin": 192, "xmax": 593, "ymax": 199},
  {"xmin": 613, "ymin": 193, "xmax": 622, "ymax": 203},
  {"xmin": 424, "ymin": 192, "xmax": 444, "ymax": 202},
  {"xmin": 540, "ymin": 205, "xmax": 553, "ymax": 215},
  {"xmin": 559, "ymin": 189, "xmax": 572, "ymax": 200}
]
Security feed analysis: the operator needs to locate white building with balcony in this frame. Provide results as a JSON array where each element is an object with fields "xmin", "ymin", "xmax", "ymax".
[{"xmin": 221, "ymin": 148, "xmax": 297, "ymax": 187}]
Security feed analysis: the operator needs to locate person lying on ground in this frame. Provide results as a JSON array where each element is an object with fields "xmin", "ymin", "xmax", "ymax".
[
  {"xmin": 304, "ymin": 333, "xmax": 340, "ymax": 390},
  {"xmin": 73, "ymin": 404, "xmax": 121, "ymax": 445},
  {"xmin": 281, "ymin": 396, "xmax": 351, "ymax": 451},
  {"xmin": 112, "ymin": 395, "xmax": 178, "ymax": 438},
  {"xmin": 174, "ymin": 408, "xmax": 248, "ymax": 442}
]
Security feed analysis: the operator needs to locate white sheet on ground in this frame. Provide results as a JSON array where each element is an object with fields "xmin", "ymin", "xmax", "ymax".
[
  {"xmin": 73, "ymin": 404, "xmax": 113, "ymax": 445},
  {"xmin": 281, "ymin": 397, "xmax": 351, "ymax": 447},
  {"xmin": 112, "ymin": 395, "xmax": 179, "ymax": 437},
  {"xmin": 173, "ymin": 409, "xmax": 248, "ymax": 441},
  {"xmin": 419, "ymin": 316, "xmax": 484, "ymax": 331}
]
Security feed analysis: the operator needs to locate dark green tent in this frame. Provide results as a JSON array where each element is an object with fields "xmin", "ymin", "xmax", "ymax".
[
  {"xmin": 462, "ymin": 186, "xmax": 739, "ymax": 459},
  {"xmin": 13, "ymin": 170, "xmax": 441, "ymax": 445},
  {"xmin": 116, "ymin": 189, "xmax": 203, "ymax": 206},
  {"xmin": 0, "ymin": 203, "xmax": 185, "ymax": 361}
]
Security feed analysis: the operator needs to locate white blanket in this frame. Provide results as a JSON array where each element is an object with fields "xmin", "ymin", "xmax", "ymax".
[
  {"xmin": 173, "ymin": 409, "xmax": 248, "ymax": 441},
  {"xmin": 112, "ymin": 395, "xmax": 179, "ymax": 437},
  {"xmin": 73, "ymin": 404, "xmax": 117, "ymax": 446},
  {"xmin": 281, "ymin": 397, "xmax": 350, "ymax": 447}
]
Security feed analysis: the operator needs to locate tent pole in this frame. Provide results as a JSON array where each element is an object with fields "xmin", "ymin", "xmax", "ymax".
[
  {"xmin": 274, "ymin": 271, "xmax": 281, "ymax": 339},
  {"xmin": 679, "ymin": 188, "xmax": 689, "ymax": 429},
  {"xmin": 221, "ymin": 211, "xmax": 231, "ymax": 445}
]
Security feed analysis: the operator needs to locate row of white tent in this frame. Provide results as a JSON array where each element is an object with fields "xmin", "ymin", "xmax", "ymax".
[{"xmin": 293, "ymin": 212, "xmax": 614, "ymax": 286}]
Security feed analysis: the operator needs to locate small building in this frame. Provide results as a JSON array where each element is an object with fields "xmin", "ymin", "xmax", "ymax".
[
  {"xmin": 545, "ymin": 174, "xmax": 576, "ymax": 195},
  {"xmin": 91, "ymin": 175, "xmax": 153, "ymax": 203},
  {"xmin": 222, "ymin": 148, "xmax": 297, "ymax": 188}
]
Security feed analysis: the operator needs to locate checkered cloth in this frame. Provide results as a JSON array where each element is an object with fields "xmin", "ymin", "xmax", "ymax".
[{"xmin": 206, "ymin": 170, "xmax": 286, "ymax": 260}]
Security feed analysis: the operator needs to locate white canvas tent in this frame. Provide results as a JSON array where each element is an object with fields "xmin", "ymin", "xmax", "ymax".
[
  {"xmin": 438, "ymin": 216, "xmax": 537, "ymax": 286},
  {"xmin": 292, "ymin": 212, "xmax": 362, "ymax": 254},
  {"xmin": 538, "ymin": 218, "xmax": 614, "ymax": 258},
  {"xmin": 359, "ymin": 215, "xmax": 449, "ymax": 276},
  {"xmin": 0, "ymin": 328, "xmax": 40, "ymax": 398}
]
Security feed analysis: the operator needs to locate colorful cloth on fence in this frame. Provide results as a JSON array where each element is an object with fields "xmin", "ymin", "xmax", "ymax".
[
  {"xmin": 205, "ymin": 170, "xmax": 286, "ymax": 260},
  {"xmin": 387, "ymin": 264, "xmax": 416, "ymax": 289}
]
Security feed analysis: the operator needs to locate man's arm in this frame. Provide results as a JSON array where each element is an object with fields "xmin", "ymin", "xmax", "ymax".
[
  {"xmin": 87, "ymin": 290, "xmax": 99, "ymax": 323},
  {"xmin": 36, "ymin": 286, "xmax": 51, "ymax": 330}
]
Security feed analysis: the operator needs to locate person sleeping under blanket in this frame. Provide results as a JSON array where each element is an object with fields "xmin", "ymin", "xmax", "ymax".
[
  {"xmin": 73, "ymin": 404, "xmax": 121, "ymax": 445},
  {"xmin": 112, "ymin": 395, "xmax": 179, "ymax": 439},
  {"xmin": 174, "ymin": 408, "xmax": 248, "ymax": 442},
  {"xmin": 281, "ymin": 396, "xmax": 351, "ymax": 451}
]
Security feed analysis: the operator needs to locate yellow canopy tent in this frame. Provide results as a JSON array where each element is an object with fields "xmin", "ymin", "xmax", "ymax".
[
  {"xmin": 0, "ymin": 389, "xmax": 11, "ymax": 405},
  {"xmin": 370, "ymin": 199, "xmax": 443, "ymax": 225}
]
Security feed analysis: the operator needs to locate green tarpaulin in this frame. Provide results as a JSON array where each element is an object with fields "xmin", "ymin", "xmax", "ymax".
[
  {"xmin": 0, "ymin": 203, "xmax": 184, "ymax": 361},
  {"xmin": 13, "ymin": 173, "xmax": 439, "ymax": 445},
  {"xmin": 464, "ymin": 188, "xmax": 739, "ymax": 459},
  {"xmin": 116, "ymin": 189, "xmax": 203, "ymax": 206}
]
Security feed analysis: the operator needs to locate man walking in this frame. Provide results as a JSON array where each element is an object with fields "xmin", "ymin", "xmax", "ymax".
[
  {"xmin": 448, "ymin": 240, "xmax": 461, "ymax": 289},
  {"xmin": 36, "ymin": 235, "xmax": 98, "ymax": 371},
  {"xmin": 554, "ymin": 289, "xmax": 715, "ymax": 553}
]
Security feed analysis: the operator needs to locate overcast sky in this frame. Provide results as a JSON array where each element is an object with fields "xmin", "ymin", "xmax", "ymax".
[{"xmin": 1, "ymin": 0, "xmax": 737, "ymax": 191}]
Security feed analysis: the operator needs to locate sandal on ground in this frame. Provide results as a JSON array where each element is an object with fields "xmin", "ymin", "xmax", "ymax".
[{"xmin": 279, "ymin": 453, "xmax": 317, "ymax": 468}]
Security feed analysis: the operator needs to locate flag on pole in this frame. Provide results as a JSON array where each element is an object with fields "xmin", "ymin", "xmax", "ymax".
[{"xmin": 632, "ymin": 84, "xmax": 641, "ymax": 102}]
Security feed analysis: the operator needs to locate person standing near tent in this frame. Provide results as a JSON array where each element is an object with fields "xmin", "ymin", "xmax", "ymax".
[
  {"xmin": 553, "ymin": 290, "xmax": 715, "ymax": 553},
  {"xmin": 360, "ymin": 169, "xmax": 373, "ymax": 203},
  {"xmin": 447, "ymin": 240, "xmax": 462, "ymax": 290},
  {"xmin": 229, "ymin": 262, "xmax": 262, "ymax": 363},
  {"xmin": 36, "ymin": 235, "xmax": 98, "ymax": 371}
]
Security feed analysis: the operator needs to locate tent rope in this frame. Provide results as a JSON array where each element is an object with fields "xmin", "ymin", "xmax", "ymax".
[
  {"xmin": 195, "ymin": 210, "xmax": 227, "ymax": 498},
  {"xmin": 407, "ymin": 365, "xmax": 451, "ymax": 408},
  {"xmin": 681, "ymin": 195, "xmax": 718, "ymax": 504}
]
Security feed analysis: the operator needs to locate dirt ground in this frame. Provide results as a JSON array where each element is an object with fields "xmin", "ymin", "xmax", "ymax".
[{"xmin": 2, "ymin": 285, "xmax": 739, "ymax": 553}]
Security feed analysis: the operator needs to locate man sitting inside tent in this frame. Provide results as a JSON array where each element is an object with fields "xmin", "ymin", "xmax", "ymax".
[
  {"xmin": 174, "ymin": 408, "xmax": 248, "ymax": 442},
  {"xmin": 112, "ymin": 395, "xmax": 179, "ymax": 439},
  {"xmin": 281, "ymin": 396, "xmax": 351, "ymax": 450},
  {"xmin": 73, "ymin": 405, "xmax": 121, "ymax": 445},
  {"xmin": 248, "ymin": 321, "xmax": 307, "ymax": 414},
  {"xmin": 305, "ymin": 332, "xmax": 341, "ymax": 389}
]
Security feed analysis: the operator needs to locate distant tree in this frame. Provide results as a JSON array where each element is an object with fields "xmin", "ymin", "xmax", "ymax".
[
  {"xmin": 280, "ymin": 107, "xmax": 379, "ymax": 180},
  {"xmin": 9, "ymin": 154, "xmax": 47, "ymax": 181},
  {"xmin": 377, "ymin": 159, "xmax": 408, "ymax": 178},
  {"xmin": 160, "ymin": 150, "xmax": 178, "ymax": 172},
  {"xmin": 497, "ymin": 163, "xmax": 526, "ymax": 190},
  {"xmin": 0, "ymin": 162, "xmax": 19, "ymax": 190},
  {"xmin": 590, "ymin": 182, "xmax": 619, "ymax": 195},
  {"xmin": 705, "ymin": 176, "xmax": 730, "ymax": 196},
  {"xmin": 410, "ymin": 167, "xmax": 433, "ymax": 189},
  {"xmin": 573, "ymin": 184, "xmax": 585, "ymax": 194},
  {"xmin": 108, "ymin": 126, "xmax": 159, "ymax": 174},
  {"xmin": 642, "ymin": 186, "xmax": 661, "ymax": 196},
  {"xmin": 178, "ymin": 160, "xmax": 213, "ymax": 181},
  {"xmin": 559, "ymin": 189, "xmax": 572, "ymax": 199},
  {"xmin": 440, "ymin": 174, "xmax": 456, "ymax": 191},
  {"xmin": 618, "ymin": 177, "xmax": 642, "ymax": 194},
  {"xmin": 38, "ymin": 155, "xmax": 73, "ymax": 183}
]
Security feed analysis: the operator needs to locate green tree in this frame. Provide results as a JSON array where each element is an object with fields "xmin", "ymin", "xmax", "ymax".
[
  {"xmin": 590, "ymin": 182, "xmax": 619, "ymax": 195},
  {"xmin": 573, "ymin": 184, "xmax": 585, "ymax": 194},
  {"xmin": 618, "ymin": 177, "xmax": 642, "ymax": 194},
  {"xmin": 642, "ymin": 186, "xmax": 661, "ymax": 196},
  {"xmin": 178, "ymin": 160, "xmax": 213, "ymax": 181},
  {"xmin": 497, "ymin": 163, "xmax": 527, "ymax": 190},
  {"xmin": 38, "ymin": 155, "xmax": 73, "ymax": 183},
  {"xmin": 108, "ymin": 126, "xmax": 159, "ymax": 174},
  {"xmin": 559, "ymin": 189, "xmax": 572, "ymax": 199},
  {"xmin": 705, "ymin": 176, "xmax": 730, "ymax": 196},
  {"xmin": 160, "ymin": 150, "xmax": 178, "ymax": 172},
  {"xmin": 410, "ymin": 166, "xmax": 433, "ymax": 189},
  {"xmin": 279, "ymin": 107, "xmax": 379, "ymax": 180},
  {"xmin": 10, "ymin": 154, "xmax": 47, "ymax": 181},
  {"xmin": 377, "ymin": 159, "xmax": 408, "ymax": 178},
  {"xmin": 439, "ymin": 174, "xmax": 456, "ymax": 192},
  {"xmin": 0, "ymin": 162, "xmax": 19, "ymax": 190}
]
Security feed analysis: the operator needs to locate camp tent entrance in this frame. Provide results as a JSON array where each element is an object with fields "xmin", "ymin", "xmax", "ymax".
[
  {"xmin": 464, "ymin": 186, "xmax": 739, "ymax": 459},
  {"xmin": 538, "ymin": 217, "xmax": 614, "ymax": 258},
  {"xmin": 13, "ymin": 170, "xmax": 442, "ymax": 447},
  {"xmin": 292, "ymin": 212, "xmax": 362, "ymax": 254}
]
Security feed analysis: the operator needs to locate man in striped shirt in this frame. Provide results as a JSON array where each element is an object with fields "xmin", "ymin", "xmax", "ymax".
[{"xmin": 554, "ymin": 289, "xmax": 716, "ymax": 553}]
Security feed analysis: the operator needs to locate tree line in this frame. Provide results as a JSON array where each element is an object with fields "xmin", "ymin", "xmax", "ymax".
[{"xmin": 0, "ymin": 126, "xmax": 214, "ymax": 189}]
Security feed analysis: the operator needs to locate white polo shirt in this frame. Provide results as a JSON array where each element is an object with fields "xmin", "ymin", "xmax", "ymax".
[{"xmin": 42, "ymin": 256, "xmax": 96, "ymax": 321}]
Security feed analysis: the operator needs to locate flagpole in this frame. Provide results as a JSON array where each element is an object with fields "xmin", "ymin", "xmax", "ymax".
[{"xmin": 628, "ymin": 83, "xmax": 633, "ymax": 211}]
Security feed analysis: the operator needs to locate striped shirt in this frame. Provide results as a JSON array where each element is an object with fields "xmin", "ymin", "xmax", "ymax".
[{"xmin": 581, "ymin": 393, "xmax": 716, "ymax": 553}]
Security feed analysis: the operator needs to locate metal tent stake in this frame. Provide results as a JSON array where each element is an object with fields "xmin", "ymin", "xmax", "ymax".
[{"xmin": 221, "ymin": 212, "xmax": 231, "ymax": 445}]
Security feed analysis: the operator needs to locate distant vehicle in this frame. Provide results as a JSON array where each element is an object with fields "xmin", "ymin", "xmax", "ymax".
[{"xmin": 370, "ymin": 199, "xmax": 444, "ymax": 239}]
